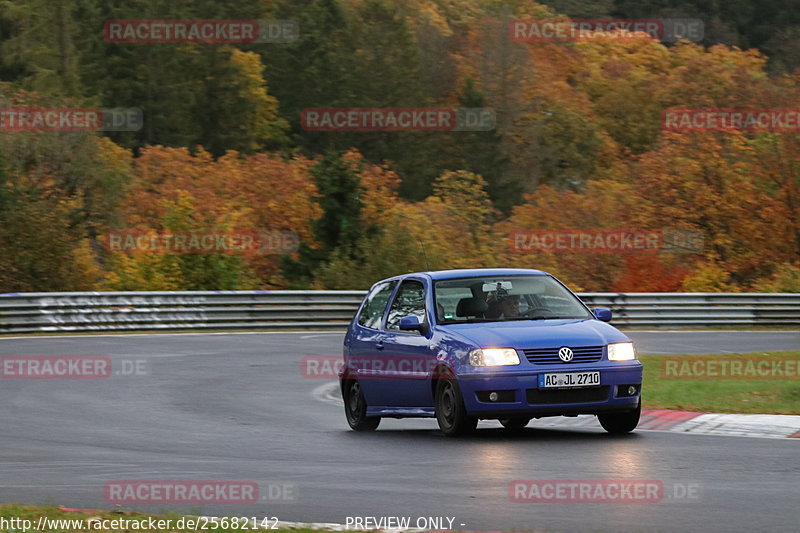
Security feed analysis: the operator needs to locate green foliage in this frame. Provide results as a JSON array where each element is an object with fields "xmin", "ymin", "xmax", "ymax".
[
  {"xmin": 431, "ymin": 169, "xmax": 494, "ymax": 232},
  {"xmin": 316, "ymin": 231, "xmax": 434, "ymax": 289},
  {"xmin": 282, "ymin": 152, "xmax": 371, "ymax": 287},
  {"xmin": 681, "ymin": 262, "xmax": 735, "ymax": 292},
  {"xmin": 71, "ymin": 0, "xmax": 286, "ymax": 153},
  {"xmin": 0, "ymin": 182, "xmax": 98, "ymax": 291},
  {"xmin": 540, "ymin": 0, "xmax": 614, "ymax": 18},
  {"xmin": 105, "ymin": 253, "xmax": 260, "ymax": 291},
  {"xmin": 752, "ymin": 264, "xmax": 800, "ymax": 292},
  {"xmin": 261, "ymin": 0, "xmax": 499, "ymax": 201},
  {"xmin": 0, "ymin": 0, "xmax": 82, "ymax": 96},
  {"xmin": 608, "ymin": 0, "xmax": 800, "ymax": 73},
  {"xmin": 437, "ymin": 79, "xmax": 510, "ymax": 210},
  {"xmin": 195, "ymin": 48, "xmax": 289, "ymax": 156},
  {"xmin": 104, "ymin": 195, "xmax": 261, "ymax": 291},
  {"xmin": 311, "ymin": 152, "xmax": 369, "ymax": 256}
]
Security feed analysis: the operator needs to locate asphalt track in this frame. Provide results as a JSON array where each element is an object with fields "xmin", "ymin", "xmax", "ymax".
[{"xmin": 0, "ymin": 331, "xmax": 798, "ymax": 533}]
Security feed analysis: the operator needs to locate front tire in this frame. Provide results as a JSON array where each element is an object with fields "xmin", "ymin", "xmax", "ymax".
[
  {"xmin": 598, "ymin": 401, "xmax": 640, "ymax": 434},
  {"xmin": 435, "ymin": 378, "xmax": 477, "ymax": 437},
  {"xmin": 343, "ymin": 379, "xmax": 380, "ymax": 431}
]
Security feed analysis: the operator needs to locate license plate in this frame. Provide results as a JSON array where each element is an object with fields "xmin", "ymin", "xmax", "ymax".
[{"xmin": 539, "ymin": 371, "xmax": 601, "ymax": 389}]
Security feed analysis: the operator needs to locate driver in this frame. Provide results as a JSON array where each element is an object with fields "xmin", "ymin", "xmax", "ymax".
[
  {"xmin": 486, "ymin": 292, "xmax": 520, "ymax": 318},
  {"xmin": 499, "ymin": 294, "xmax": 520, "ymax": 318}
]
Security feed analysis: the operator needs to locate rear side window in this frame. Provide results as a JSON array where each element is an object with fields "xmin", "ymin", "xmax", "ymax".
[
  {"xmin": 386, "ymin": 280, "xmax": 426, "ymax": 331},
  {"xmin": 357, "ymin": 281, "xmax": 397, "ymax": 329}
]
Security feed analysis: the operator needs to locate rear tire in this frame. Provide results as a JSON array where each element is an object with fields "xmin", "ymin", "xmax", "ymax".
[
  {"xmin": 343, "ymin": 379, "xmax": 380, "ymax": 431},
  {"xmin": 435, "ymin": 378, "xmax": 477, "ymax": 437},
  {"xmin": 499, "ymin": 417, "xmax": 531, "ymax": 430},
  {"xmin": 598, "ymin": 401, "xmax": 640, "ymax": 434}
]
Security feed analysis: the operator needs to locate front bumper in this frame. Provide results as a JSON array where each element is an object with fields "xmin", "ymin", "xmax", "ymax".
[{"xmin": 457, "ymin": 363, "xmax": 642, "ymax": 418}]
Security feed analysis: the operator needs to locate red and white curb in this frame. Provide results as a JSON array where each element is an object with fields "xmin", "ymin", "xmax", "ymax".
[
  {"xmin": 646, "ymin": 411, "xmax": 800, "ymax": 438},
  {"xmin": 313, "ymin": 383, "xmax": 800, "ymax": 439},
  {"xmin": 534, "ymin": 409, "xmax": 800, "ymax": 439}
]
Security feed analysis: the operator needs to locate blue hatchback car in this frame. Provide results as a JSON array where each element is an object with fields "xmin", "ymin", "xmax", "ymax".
[{"xmin": 341, "ymin": 268, "xmax": 643, "ymax": 436}]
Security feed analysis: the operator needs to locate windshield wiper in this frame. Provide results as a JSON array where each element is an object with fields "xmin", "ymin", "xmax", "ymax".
[{"xmin": 505, "ymin": 316, "xmax": 584, "ymax": 321}]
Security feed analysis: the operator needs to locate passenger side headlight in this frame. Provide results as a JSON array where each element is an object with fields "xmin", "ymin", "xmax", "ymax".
[
  {"xmin": 608, "ymin": 342, "xmax": 637, "ymax": 361},
  {"xmin": 469, "ymin": 348, "xmax": 520, "ymax": 366}
]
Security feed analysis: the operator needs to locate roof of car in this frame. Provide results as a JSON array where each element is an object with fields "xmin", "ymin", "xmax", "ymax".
[{"xmin": 412, "ymin": 268, "xmax": 548, "ymax": 281}]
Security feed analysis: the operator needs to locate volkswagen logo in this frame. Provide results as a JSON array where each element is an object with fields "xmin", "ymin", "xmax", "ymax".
[{"xmin": 558, "ymin": 347, "xmax": 574, "ymax": 362}]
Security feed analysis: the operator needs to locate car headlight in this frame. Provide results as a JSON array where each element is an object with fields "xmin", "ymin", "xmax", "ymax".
[
  {"xmin": 469, "ymin": 348, "xmax": 520, "ymax": 366},
  {"xmin": 608, "ymin": 342, "xmax": 637, "ymax": 361}
]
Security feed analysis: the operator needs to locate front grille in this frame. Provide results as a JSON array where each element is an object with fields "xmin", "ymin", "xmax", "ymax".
[
  {"xmin": 526, "ymin": 386, "xmax": 609, "ymax": 405},
  {"xmin": 522, "ymin": 345, "xmax": 603, "ymax": 365}
]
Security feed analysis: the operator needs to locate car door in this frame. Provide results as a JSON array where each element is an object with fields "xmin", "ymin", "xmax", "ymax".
[
  {"xmin": 347, "ymin": 280, "xmax": 398, "ymax": 407},
  {"xmin": 378, "ymin": 278, "xmax": 435, "ymax": 407}
]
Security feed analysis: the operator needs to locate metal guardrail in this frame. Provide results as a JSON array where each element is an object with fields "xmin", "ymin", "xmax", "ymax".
[
  {"xmin": 0, "ymin": 291, "xmax": 798, "ymax": 334},
  {"xmin": 578, "ymin": 293, "xmax": 800, "ymax": 327}
]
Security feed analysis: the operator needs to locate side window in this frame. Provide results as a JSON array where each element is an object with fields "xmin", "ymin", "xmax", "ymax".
[
  {"xmin": 357, "ymin": 281, "xmax": 397, "ymax": 329},
  {"xmin": 435, "ymin": 287, "xmax": 473, "ymax": 321},
  {"xmin": 386, "ymin": 280, "xmax": 426, "ymax": 332}
]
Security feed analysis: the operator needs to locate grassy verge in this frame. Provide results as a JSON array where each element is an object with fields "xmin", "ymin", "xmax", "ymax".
[
  {"xmin": 640, "ymin": 351, "xmax": 800, "ymax": 414},
  {"xmin": 0, "ymin": 504, "xmax": 326, "ymax": 533}
]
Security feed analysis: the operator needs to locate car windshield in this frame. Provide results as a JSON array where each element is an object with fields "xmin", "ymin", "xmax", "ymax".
[{"xmin": 434, "ymin": 276, "xmax": 592, "ymax": 323}]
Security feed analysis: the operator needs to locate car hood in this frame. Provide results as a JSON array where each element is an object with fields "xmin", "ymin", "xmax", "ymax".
[{"xmin": 441, "ymin": 319, "xmax": 629, "ymax": 349}]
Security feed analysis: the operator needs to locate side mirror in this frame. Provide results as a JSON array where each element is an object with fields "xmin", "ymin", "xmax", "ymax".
[
  {"xmin": 593, "ymin": 307, "xmax": 612, "ymax": 322},
  {"xmin": 399, "ymin": 315, "xmax": 425, "ymax": 332}
]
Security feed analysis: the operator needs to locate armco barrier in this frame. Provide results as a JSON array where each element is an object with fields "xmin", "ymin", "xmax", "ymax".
[{"xmin": 0, "ymin": 291, "xmax": 798, "ymax": 334}]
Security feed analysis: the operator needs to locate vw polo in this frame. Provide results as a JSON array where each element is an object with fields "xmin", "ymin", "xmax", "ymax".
[{"xmin": 340, "ymin": 269, "xmax": 642, "ymax": 436}]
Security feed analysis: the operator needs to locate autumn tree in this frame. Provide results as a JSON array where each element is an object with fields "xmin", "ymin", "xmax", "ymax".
[
  {"xmin": 318, "ymin": 168, "xmax": 502, "ymax": 288},
  {"xmin": 110, "ymin": 146, "xmax": 319, "ymax": 289},
  {"xmin": 623, "ymin": 131, "xmax": 793, "ymax": 289},
  {"xmin": 0, "ymin": 85, "xmax": 130, "ymax": 290}
]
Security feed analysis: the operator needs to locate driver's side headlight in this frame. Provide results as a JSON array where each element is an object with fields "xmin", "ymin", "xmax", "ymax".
[
  {"xmin": 607, "ymin": 342, "xmax": 637, "ymax": 361},
  {"xmin": 469, "ymin": 348, "xmax": 520, "ymax": 366}
]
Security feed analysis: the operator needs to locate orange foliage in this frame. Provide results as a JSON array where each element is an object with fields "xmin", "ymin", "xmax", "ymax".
[{"xmin": 118, "ymin": 146, "xmax": 320, "ymax": 285}]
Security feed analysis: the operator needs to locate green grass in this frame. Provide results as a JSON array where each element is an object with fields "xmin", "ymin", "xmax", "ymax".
[
  {"xmin": 0, "ymin": 504, "xmax": 330, "ymax": 533},
  {"xmin": 640, "ymin": 351, "xmax": 800, "ymax": 414}
]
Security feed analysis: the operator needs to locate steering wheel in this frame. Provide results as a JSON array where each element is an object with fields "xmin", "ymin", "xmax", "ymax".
[{"xmin": 522, "ymin": 307, "xmax": 556, "ymax": 318}]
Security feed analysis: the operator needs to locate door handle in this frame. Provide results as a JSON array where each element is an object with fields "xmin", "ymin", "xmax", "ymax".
[{"xmin": 376, "ymin": 341, "xmax": 385, "ymax": 351}]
